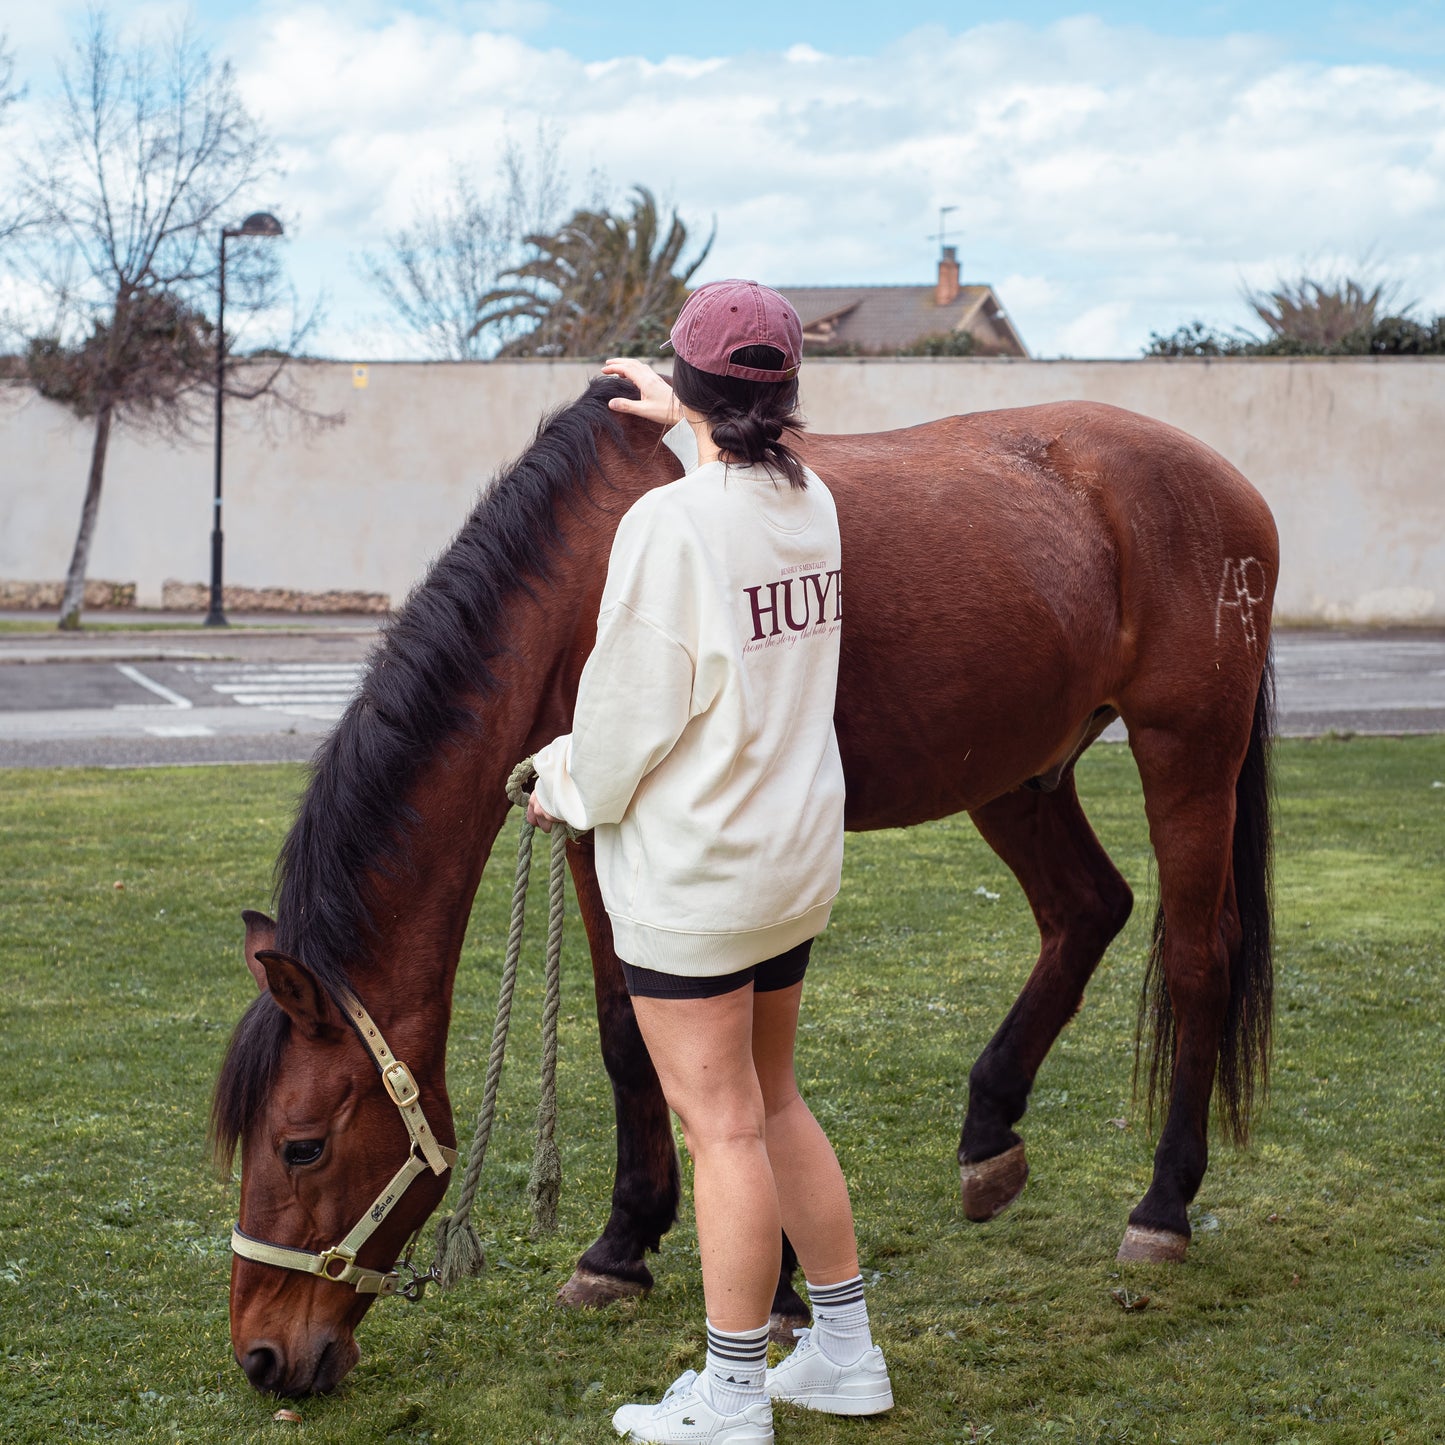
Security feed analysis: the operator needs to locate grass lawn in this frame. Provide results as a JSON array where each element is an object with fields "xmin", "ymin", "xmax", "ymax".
[
  {"xmin": 0, "ymin": 620, "xmax": 204, "ymax": 633},
  {"xmin": 1, "ymin": 738, "xmax": 1441, "ymax": 1443},
  {"xmin": 0, "ymin": 619, "xmax": 327, "ymax": 634}
]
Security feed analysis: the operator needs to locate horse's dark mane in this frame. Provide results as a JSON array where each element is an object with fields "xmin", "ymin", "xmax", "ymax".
[
  {"xmin": 212, "ymin": 375, "xmax": 647, "ymax": 1164},
  {"xmin": 272, "ymin": 376, "xmax": 640, "ymax": 987}
]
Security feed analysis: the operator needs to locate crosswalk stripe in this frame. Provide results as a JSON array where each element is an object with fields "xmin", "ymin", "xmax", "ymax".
[
  {"xmin": 211, "ymin": 676, "xmax": 359, "ymax": 687},
  {"xmin": 210, "ymin": 682, "xmax": 358, "ymax": 693},
  {"xmin": 177, "ymin": 661, "xmax": 364, "ymax": 720},
  {"xmin": 224, "ymin": 695, "xmax": 358, "ymax": 706}
]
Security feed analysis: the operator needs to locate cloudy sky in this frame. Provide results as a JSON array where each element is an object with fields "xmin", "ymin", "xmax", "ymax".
[{"xmin": 3, "ymin": 0, "xmax": 1444, "ymax": 358}]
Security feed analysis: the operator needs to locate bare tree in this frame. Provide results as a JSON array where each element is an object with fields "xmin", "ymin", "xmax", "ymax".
[
  {"xmin": 20, "ymin": 12, "xmax": 308, "ymax": 629},
  {"xmin": 0, "ymin": 34, "xmax": 26, "ymax": 247},
  {"xmin": 0, "ymin": 34, "xmax": 18, "ymax": 139},
  {"xmin": 358, "ymin": 131, "xmax": 569, "ymax": 359}
]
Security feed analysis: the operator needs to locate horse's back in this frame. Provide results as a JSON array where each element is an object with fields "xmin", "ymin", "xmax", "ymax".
[{"xmin": 798, "ymin": 401, "xmax": 1277, "ymax": 825}]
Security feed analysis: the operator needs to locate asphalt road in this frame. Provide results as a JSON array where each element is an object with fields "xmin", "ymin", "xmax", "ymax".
[
  {"xmin": 0, "ymin": 619, "xmax": 377, "ymax": 768},
  {"xmin": 1, "ymin": 622, "xmax": 1443, "ymax": 769}
]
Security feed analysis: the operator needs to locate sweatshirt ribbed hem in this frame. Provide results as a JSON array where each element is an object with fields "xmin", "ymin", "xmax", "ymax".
[{"xmin": 610, "ymin": 897, "xmax": 835, "ymax": 976}]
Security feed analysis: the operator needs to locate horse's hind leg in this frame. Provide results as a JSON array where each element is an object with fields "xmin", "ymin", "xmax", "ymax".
[
  {"xmin": 959, "ymin": 772, "xmax": 1135, "ymax": 1219},
  {"xmin": 1118, "ymin": 713, "xmax": 1258, "ymax": 1264},
  {"xmin": 558, "ymin": 837, "xmax": 680, "ymax": 1307}
]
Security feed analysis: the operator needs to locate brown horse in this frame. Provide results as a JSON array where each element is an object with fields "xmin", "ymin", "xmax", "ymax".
[{"xmin": 212, "ymin": 376, "xmax": 1278, "ymax": 1396}]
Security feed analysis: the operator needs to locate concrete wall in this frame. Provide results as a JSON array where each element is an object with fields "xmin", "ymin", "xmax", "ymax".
[{"xmin": 2, "ymin": 357, "xmax": 1442, "ymax": 623}]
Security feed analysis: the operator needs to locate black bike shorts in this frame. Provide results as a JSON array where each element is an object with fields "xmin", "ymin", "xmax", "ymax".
[{"xmin": 620, "ymin": 938, "xmax": 813, "ymax": 999}]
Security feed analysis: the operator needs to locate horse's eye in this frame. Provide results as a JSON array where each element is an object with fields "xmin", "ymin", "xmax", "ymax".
[{"xmin": 282, "ymin": 1139, "xmax": 325, "ymax": 1167}]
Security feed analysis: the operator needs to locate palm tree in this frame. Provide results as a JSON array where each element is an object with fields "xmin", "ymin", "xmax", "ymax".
[
  {"xmin": 478, "ymin": 186, "xmax": 713, "ymax": 357},
  {"xmin": 1243, "ymin": 273, "xmax": 1395, "ymax": 350}
]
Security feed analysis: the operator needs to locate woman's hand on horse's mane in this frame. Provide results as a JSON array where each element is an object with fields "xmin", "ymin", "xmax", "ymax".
[
  {"xmin": 602, "ymin": 358, "xmax": 681, "ymax": 427},
  {"xmin": 526, "ymin": 794, "xmax": 557, "ymax": 833}
]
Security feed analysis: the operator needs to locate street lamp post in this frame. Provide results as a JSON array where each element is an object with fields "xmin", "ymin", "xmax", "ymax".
[{"xmin": 206, "ymin": 211, "xmax": 284, "ymax": 628}]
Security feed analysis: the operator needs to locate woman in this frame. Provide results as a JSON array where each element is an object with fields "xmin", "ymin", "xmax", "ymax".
[{"xmin": 528, "ymin": 279, "xmax": 891, "ymax": 1445}]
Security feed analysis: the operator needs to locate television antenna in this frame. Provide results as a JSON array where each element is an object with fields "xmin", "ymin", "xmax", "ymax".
[{"xmin": 928, "ymin": 204, "xmax": 959, "ymax": 255}]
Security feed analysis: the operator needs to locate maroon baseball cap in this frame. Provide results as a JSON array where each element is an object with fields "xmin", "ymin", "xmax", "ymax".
[{"xmin": 669, "ymin": 279, "xmax": 803, "ymax": 382}]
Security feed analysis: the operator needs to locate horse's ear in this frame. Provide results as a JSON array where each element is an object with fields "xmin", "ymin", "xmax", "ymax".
[
  {"xmin": 241, "ymin": 910, "xmax": 277, "ymax": 991},
  {"xmin": 254, "ymin": 949, "xmax": 339, "ymax": 1038}
]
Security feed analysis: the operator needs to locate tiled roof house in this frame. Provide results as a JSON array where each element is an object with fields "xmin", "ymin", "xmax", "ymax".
[{"xmin": 777, "ymin": 247, "xmax": 1028, "ymax": 358}]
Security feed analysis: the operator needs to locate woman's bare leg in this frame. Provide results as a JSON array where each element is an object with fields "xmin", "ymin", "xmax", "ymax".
[
  {"xmin": 632, "ymin": 987, "xmax": 780, "ymax": 1331},
  {"xmin": 751, "ymin": 982, "xmax": 859, "ymax": 1286}
]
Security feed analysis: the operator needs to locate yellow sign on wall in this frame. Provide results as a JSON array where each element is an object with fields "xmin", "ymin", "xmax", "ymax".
[{"xmin": 352, "ymin": 365, "xmax": 369, "ymax": 389}]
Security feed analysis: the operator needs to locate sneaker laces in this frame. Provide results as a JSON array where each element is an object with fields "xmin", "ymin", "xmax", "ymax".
[
  {"xmin": 784, "ymin": 1326, "xmax": 851, "ymax": 1369},
  {"xmin": 657, "ymin": 1369, "xmax": 700, "ymax": 1407}
]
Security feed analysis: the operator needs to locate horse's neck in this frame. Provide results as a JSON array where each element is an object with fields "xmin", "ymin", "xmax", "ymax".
[{"xmin": 359, "ymin": 471, "xmax": 643, "ymax": 1060}]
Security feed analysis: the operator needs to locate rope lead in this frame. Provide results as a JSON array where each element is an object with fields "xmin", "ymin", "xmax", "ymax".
[{"xmin": 432, "ymin": 757, "xmax": 572, "ymax": 1287}]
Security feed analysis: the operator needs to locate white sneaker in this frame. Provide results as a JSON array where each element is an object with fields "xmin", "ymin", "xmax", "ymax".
[
  {"xmin": 765, "ymin": 1328, "xmax": 894, "ymax": 1416},
  {"xmin": 612, "ymin": 1368, "xmax": 774, "ymax": 1443}
]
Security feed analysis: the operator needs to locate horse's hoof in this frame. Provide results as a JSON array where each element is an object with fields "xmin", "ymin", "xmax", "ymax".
[
  {"xmin": 769, "ymin": 1312, "xmax": 809, "ymax": 1348},
  {"xmin": 959, "ymin": 1142, "xmax": 1029, "ymax": 1221},
  {"xmin": 556, "ymin": 1267, "xmax": 649, "ymax": 1309},
  {"xmin": 1116, "ymin": 1225, "xmax": 1189, "ymax": 1263}
]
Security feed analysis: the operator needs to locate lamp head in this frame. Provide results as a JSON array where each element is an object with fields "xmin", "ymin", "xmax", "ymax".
[
  {"xmin": 240, "ymin": 212, "xmax": 283, "ymax": 237},
  {"xmin": 227, "ymin": 212, "xmax": 284, "ymax": 239}
]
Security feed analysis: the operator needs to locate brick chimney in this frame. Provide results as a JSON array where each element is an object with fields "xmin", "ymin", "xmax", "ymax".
[{"xmin": 936, "ymin": 245, "xmax": 960, "ymax": 306}]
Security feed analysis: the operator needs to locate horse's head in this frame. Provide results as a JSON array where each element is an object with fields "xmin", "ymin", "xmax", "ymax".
[{"xmin": 214, "ymin": 911, "xmax": 456, "ymax": 1396}]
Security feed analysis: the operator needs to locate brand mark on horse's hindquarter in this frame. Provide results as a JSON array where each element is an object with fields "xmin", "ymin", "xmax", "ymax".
[{"xmin": 1215, "ymin": 557, "xmax": 1268, "ymax": 651}]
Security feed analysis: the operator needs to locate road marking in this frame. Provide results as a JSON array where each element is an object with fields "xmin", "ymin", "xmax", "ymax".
[
  {"xmin": 215, "ymin": 697, "xmax": 355, "ymax": 707},
  {"xmin": 144, "ymin": 724, "xmax": 216, "ymax": 738},
  {"xmin": 177, "ymin": 662, "xmax": 363, "ymax": 723},
  {"xmin": 210, "ymin": 676, "xmax": 356, "ymax": 688},
  {"xmin": 115, "ymin": 663, "xmax": 193, "ymax": 709}
]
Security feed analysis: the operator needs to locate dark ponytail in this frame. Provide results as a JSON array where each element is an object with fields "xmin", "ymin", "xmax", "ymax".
[{"xmin": 671, "ymin": 346, "xmax": 808, "ymax": 489}]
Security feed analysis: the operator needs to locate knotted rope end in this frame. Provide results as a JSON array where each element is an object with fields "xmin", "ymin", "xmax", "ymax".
[{"xmin": 432, "ymin": 1213, "xmax": 487, "ymax": 1289}]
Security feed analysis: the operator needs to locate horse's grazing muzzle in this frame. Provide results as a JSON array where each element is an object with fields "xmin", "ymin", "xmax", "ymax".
[
  {"xmin": 237, "ymin": 1332, "xmax": 360, "ymax": 1396},
  {"xmin": 240, "ymin": 1341, "xmax": 283, "ymax": 1393}
]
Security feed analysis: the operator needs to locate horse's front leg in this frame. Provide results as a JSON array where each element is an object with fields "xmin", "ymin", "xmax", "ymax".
[{"xmin": 558, "ymin": 836, "xmax": 679, "ymax": 1306}]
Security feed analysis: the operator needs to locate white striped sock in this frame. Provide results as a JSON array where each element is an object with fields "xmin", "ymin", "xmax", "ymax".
[
  {"xmin": 806, "ymin": 1274, "xmax": 873, "ymax": 1367},
  {"xmin": 705, "ymin": 1319, "xmax": 769, "ymax": 1415}
]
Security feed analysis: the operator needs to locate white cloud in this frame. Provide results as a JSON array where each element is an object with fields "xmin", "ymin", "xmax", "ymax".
[
  {"xmin": 996, "ymin": 273, "xmax": 1062, "ymax": 311},
  {"xmin": 1054, "ymin": 302, "xmax": 1135, "ymax": 359},
  {"xmin": 465, "ymin": 0, "xmax": 551, "ymax": 31},
  {"xmin": 17, "ymin": 5, "xmax": 1445, "ymax": 358}
]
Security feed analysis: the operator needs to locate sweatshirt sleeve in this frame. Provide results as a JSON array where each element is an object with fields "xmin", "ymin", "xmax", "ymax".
[{"xmin": 531, "ymin": 601, "xmax": 696, "ymax": 831}]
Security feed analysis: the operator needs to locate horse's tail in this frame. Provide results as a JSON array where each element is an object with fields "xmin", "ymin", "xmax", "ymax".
[{"xmin": 1137, "ymin": 652, "xmax": 1276, "ymax": 1144}]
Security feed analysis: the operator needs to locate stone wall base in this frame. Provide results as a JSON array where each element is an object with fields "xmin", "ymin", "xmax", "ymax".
[
  {"xmin": 160, "ymin": 580, "xmax": 391, "ymax": 613},
  {"xmin": 0, "ymin": 579, "xmax": 136, "ymax": 609}
]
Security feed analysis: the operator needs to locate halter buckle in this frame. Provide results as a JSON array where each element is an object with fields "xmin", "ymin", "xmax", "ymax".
[
  {"xmin": 318, "ymin": 1244, "xmax": 357, "ymax": 1281},
  {"xmin": 382, "ymin": 1060, "xmax": 421, "ymax": 1108}
]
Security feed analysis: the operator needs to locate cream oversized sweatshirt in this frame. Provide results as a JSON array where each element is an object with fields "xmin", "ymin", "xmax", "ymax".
[{"xmin": 531, "ymin": 452, "xmax": 845, "ymax": 976}]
